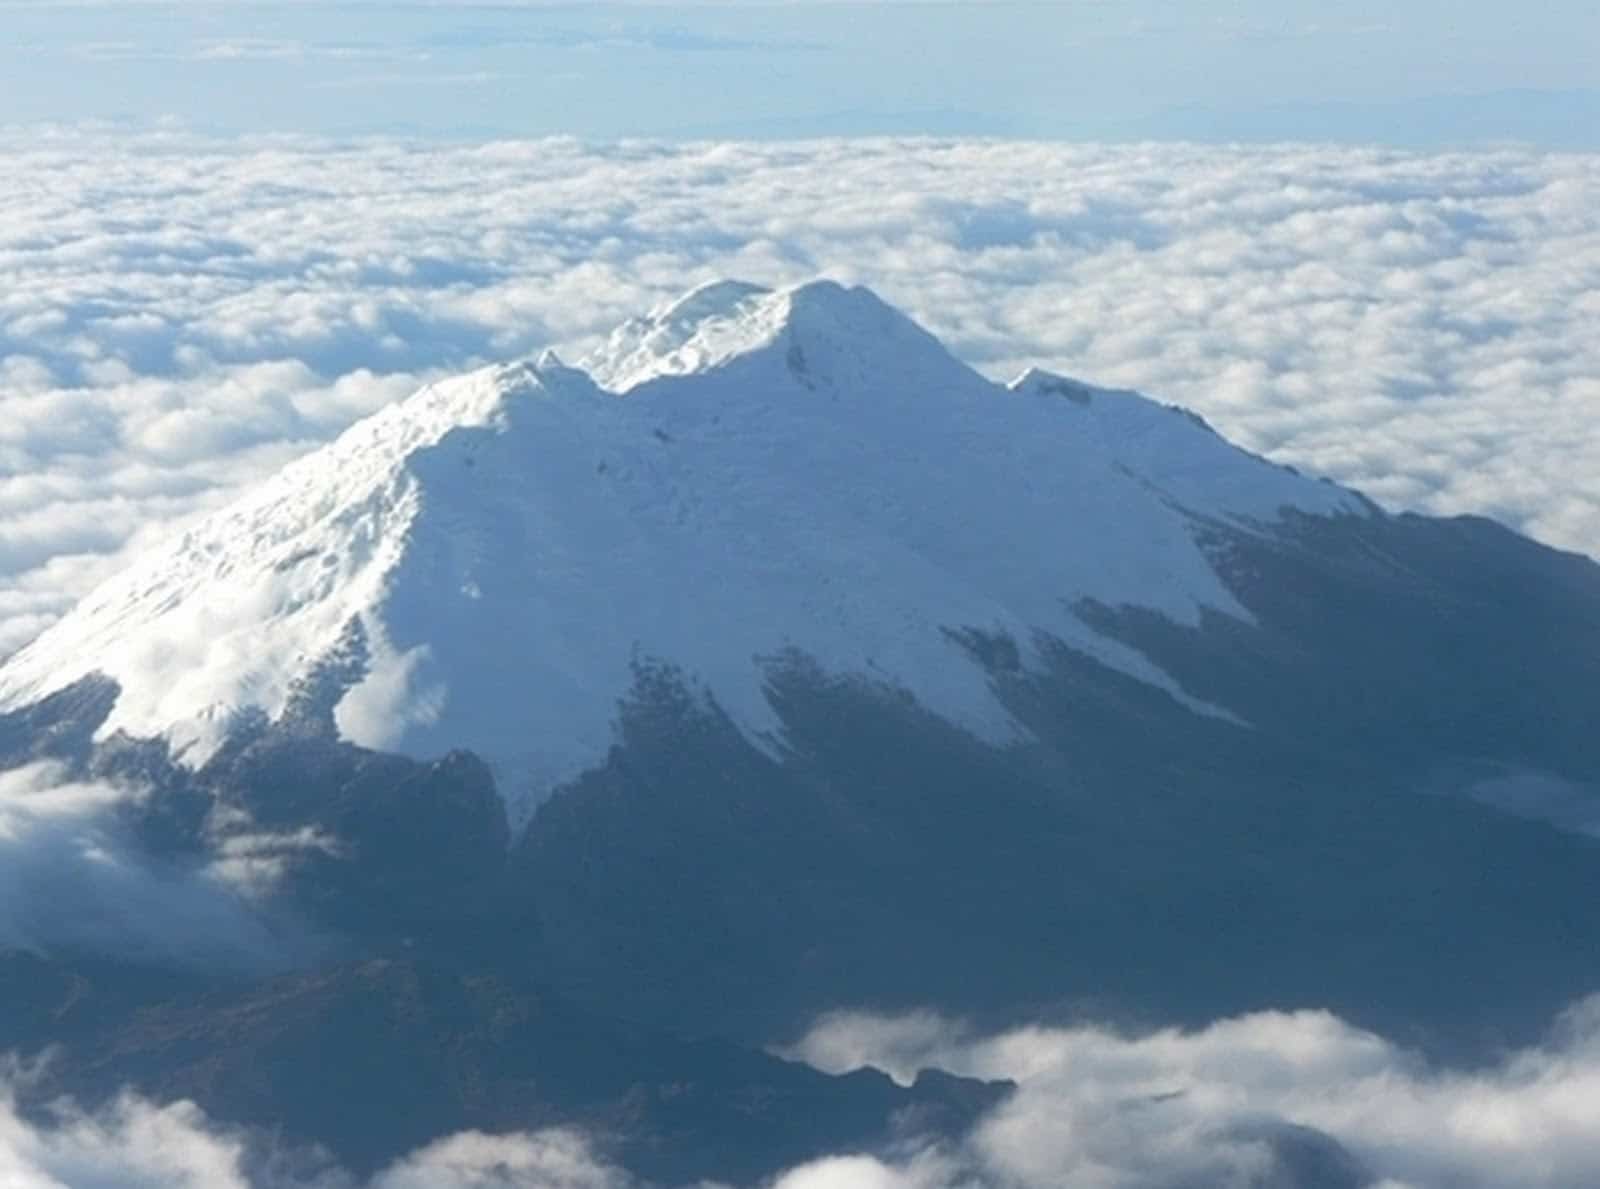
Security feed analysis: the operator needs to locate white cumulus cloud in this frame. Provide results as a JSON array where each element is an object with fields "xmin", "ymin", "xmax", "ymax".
[
  {"xmin": 9, "ymin": 1000, "xmax": 1600, "ymax": 1187},
  {"xmin": 0, "ymin": 1078, "xmax": 632, "ymax": 1189},
  {"xmin": 785, "ymin": 1001, "xmax": 1600, "ymax": 1189}
]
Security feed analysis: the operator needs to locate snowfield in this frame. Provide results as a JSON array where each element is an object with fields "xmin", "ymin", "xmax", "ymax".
[{"xmin": 0, "ymin": 280, "xmax": 1367, "ymax": 817}]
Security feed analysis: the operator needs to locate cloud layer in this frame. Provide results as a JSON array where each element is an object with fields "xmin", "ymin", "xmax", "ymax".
[
  {"xmin": 0, "ymin": 1080, "xmax": 632, "ymax": 1189},
  {"xmin": 1, "ymin": 131, "xmax": 1598, "ymax": 661},
  {"xmin": 8, "ymin": 1000, "xmax": 1600, "ymax": 1187},
  {"xmin": 784, "ymin": 1003, "xmax": 1600, "ymax": 1189}
]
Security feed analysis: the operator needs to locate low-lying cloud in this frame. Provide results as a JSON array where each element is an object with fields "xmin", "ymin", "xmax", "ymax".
[
  {"xmin": 784, "ymin": 1002, "xmax": 1600, "ymax": 1189},
  {"xmin": 7, "ymin": 1000, "xmax": 1600, "ymax": 1187},
  {"xmin": 0, "ymin": 762, "xmax": 315, "ymax": 970},
  {"xmin": 0, "ymin": 1079, "xmax": 633, "ymax": 1189},
  {"xmin": 1, "ymin": 131, "xmax": 1598, "ymax": 663}
]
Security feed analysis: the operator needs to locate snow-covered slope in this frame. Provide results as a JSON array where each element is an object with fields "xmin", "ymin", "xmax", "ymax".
[{"xmin": 0, "ymin": 280, "xmax": 1366, "ymax": 817}]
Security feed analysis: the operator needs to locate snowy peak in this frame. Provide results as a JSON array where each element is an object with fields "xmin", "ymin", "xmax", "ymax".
[
  {"xmin": 583, "ymin": 279, "xmax": 976, "ymax": 396},
  {"xmin": 0, "ymin": 280, "xmax": 1369, "ymax": 819},
  {"xmin": 652, "ymin": 278, "xmax": 773, "ymax": 327},
  {"xmin": 1008, "ymin": 367, "xmax": 1098, "ymax": 404}
]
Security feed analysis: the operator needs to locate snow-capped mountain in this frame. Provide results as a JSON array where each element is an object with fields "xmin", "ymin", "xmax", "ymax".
[
  {"xmin": 0, "ymin": 280, "xmax": 1366, "ymax": 816},
  {"xmin": 8, "ymin": 280, "xmax": 1600, "ymax": 1177}
]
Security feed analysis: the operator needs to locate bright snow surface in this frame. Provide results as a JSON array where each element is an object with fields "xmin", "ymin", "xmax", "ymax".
[{"xmin": 0, "ymin": 281, "xmax": 1365, "ymax": 818}]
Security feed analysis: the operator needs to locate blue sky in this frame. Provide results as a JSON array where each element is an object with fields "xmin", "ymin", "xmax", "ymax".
[{"xmin": 3, "ymin": 1, "xmax": 1597, "ymax": 144}]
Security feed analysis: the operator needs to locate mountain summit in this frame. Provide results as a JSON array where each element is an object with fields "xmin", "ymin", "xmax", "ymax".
[{"xmin": 0, "ymin": 280, "xmax": 1364, "ymax": 816}]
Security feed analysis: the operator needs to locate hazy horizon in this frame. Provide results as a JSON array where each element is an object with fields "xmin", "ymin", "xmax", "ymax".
[{"xmin": 4, "ymin": 0, "xmax": 1598, "ymax": 145}]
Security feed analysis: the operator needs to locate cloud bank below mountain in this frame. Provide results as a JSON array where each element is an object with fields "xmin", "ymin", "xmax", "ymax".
[
  {"xmin": 7, "ymin": 999, "xmax": 1600, "ymax": 1188},
  {"xmin": 0, "ymin": 1081, "xmax": 632, "ymax": 1189},
  {"xmin": 786, "ymin": 1004, "xmax": 1600, "ymax": 1188}
]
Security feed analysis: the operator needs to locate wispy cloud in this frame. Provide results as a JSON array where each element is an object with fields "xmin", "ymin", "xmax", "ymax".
[
  {"xmin": 69, "ymin": 39, "xmax": 432, "ymax": 65},
  {"xmin": 422, "ymin": 22, "xmax": 824, "ymax": 53},
  {"xmin": 308, "ymin": 70, "xmax": 522, "ymax": 90},
  {"xmin": 0, "ymin": 762, "xmax": 316, "ymax": 970}
]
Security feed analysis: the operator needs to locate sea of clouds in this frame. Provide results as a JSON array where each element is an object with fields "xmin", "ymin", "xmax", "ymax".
[
  {"xmin": 2, "ymin": 129, "xmax": 1599, "ymax": 662},
  {"xmin": 7, "ymin": 1000, "xmax": 1600, "ymax": 1188}
]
